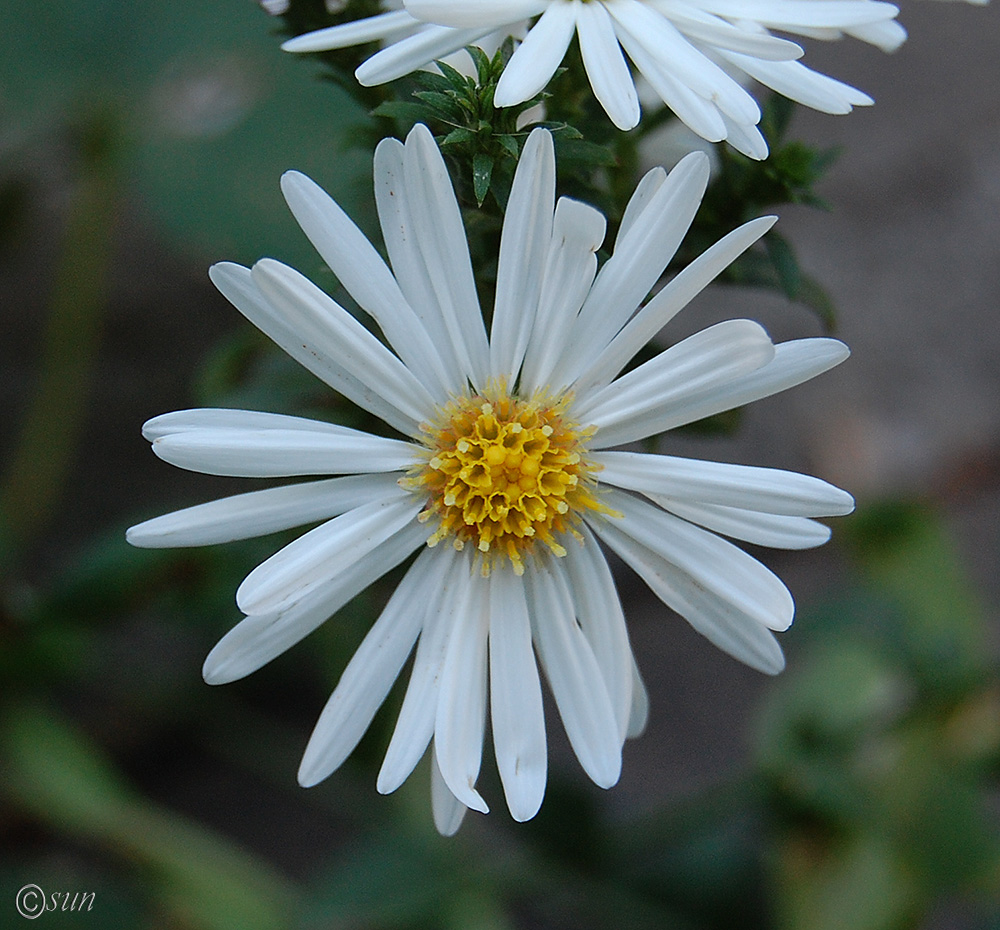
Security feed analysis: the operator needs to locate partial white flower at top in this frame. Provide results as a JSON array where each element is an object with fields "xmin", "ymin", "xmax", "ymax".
[
  {"xmin": 281, "ymin": 0, "xmax": 522, "ymax": 82},
  {"xmin": 284, "ymin": 0, "xmax": 904, "ymax": 157},
  {"xmin": 127, "ymin": 124, "xmax": 854, "ymax": 834}
]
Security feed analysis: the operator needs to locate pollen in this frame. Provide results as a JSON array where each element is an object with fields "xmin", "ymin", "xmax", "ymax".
[{"xmin": 405, "ymin": 384, "xmax": 610, "ymax": 575}]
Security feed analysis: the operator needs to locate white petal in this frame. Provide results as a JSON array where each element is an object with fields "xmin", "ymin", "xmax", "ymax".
[
  {"xmin": 141, "ymin": 408, "xmax": 356, "ymax": 441},
  {"xmin": 403, "ymin": 124, "xmax": 490, "ymax": 388},
  {"xmin": 592, "ymin": 513, "xmax": 786, "ymax": 675},
  {"xmin": 574, "ymin": 216, "xmax": 777, "ymax": 395},
  {"xmin": 127, "ymin": 473, "xmax": 404, "ymax": 548},
  {"xmin": 150, "ymin": 427, "xmax": 418, "ymax": 478},
  {"xmin": 663, "ymin": 6, "xmax": 803, "ymax": 59},
  {"xmin": 378, "ymin": 546, "xmax": 463, "ymax": 793},
  {"xmin": 490, "ymin": 128, "xmax": 555, "ymax": 385},
  {"xmin": 577, "ymin": 0, "xmax": 641, "ymax": 130},
  {"xmin": 434, "ymin": 564, "xmax": 490, "ymax": 814},
  {"xmin": 627, "ymin": 654, "xmax": 649, "ymax": 738},
  {"xmin": 725, "ymin": 53, "xmax": 872, "ymax": 114},
  {"xmin": 251, "ymin": 258, "xmax": 438, "ymax": 424},
  {"xmin": 579, "ymin": 319, "xmax": 775, "ymax": 449},
  {"xmin": 297, "ymin": 546, "xmax": 443, "ymax": 787},
  {"xmin": 696, "ymin": 0, "xmax": 899, "ymax": 30},
  {"xmin": 236, "ymin": 492, "xmax": 423, "ymax": 616},
  {"xmin": 650, "ymin": 496, "xmax": 835, "ymax": 549},
  {"xmin": 202, "ymin": 519, "xmax": 428, "ymax": 684},
  {"xmin": 847, "ymin": 19, "xmax": 906, "ymax": 53},
  {"xmin": 607, "ymin": 0, "xmax": 761, "ymax": 125},
  {"xmin": 553, "ymin": 152, "xmax": 711, "ymax": 388},
  {"xmin": 519, "ymin": 197, "xmax": 605, "ymax": 394},
  {"xmin": 616, "ymin": 30, "xmax": 729, "ymax": 144},
  {"xmin": 603, "ymin": 488, "xmax": 795, "ymax": 631},
  {"xmin": 209, "ymin": 262, "xmax": 422, "ymax": 438},
  {"xmin": 528, "ymin": 559, "xmax": 622, "ymax": 789},
  {"xmin": 281, "ymin": 10, "xmax": 416, "ymax": 52},
  {"xmin": 594, "ymin": 450, "xmax": 855, "ymax": 516},
  {"xmin": 616, "ymin": 166, "xmax": 666, "ymax": 247},
  {"xmin": 640, "ymin": 337, "xmax": 849, "ymax": 433},
  {"xmin": 279, "ymin": 170, "xmax": 452, "ymax": 399},
  {"xmin": 373, "ymin": 138, "xmax": 466, "ymax": 390},
  {"xmin": 405, "ymin": 0, "xmax": 544, "ymax": 29},
  {"xmin": 431, "ymin": 750, "xmax": 468, "ymax": 836},
  {"xmin": 356, "ymin": 23, "xmax": 497, "ymax": 85},
  {"xmin": 718, "ymin": 112, "xmax": 770, "ymax": 161},
  {"xmin": 494, "ymin": 1, "xmax": 577, "ymax": 106},
  {"xmin": 563, "ymin": 525, "xmax": 633, "ymax": 742},
  {"xmin": 489, "ymin": 567, "xmax": 547, "ymax": 822}
]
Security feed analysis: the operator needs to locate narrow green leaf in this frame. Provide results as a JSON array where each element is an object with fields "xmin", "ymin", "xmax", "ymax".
[
  {"xmin": 434, "ymin": 57, "xmax": 471, "ymax": 91},
  {"xmin": 551, "ymin": 137, "xmax": 617, "ymax": 167},
  {"xmin": 371, "ymin": 100, "xmax": 432, "ymax": 123},
  {"xmin": 441, "ymin": 126, "xmax": 477, "ymax": 147},
  {"xmin": 764, "ymin": 229, "xmax": 802, "ymax": 300},
  {"xmin": 2, "ymin": 702, "xmax": 297, "ymax": 930},
  {"xmin": 796, "ymin": 274, "xmax": 837, "ymax": 332},
  {"xmin": 465, "ymin": 44, "xmax": 491, "ymax": 85},
  {"xmin": 410, "ymin": 69, "xmax": 455, "ymax": 93},
  {"xmin": 413, "ymin": 90, "xmax": 464, "ymax": 119},
  {"xmin": 473, "ymin": 153, "xmax": 494, "ymax": 207},
  {"xmin": 497, "ymin": 134, "xmax": 520, "ymax": 159}
]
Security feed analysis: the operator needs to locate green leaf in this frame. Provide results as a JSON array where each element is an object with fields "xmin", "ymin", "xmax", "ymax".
[
  {"xmin": 473, "ymin": 153, "xmax": 494, "ymax": 207},
  {"xmin": 550, "ymin": 135, "xmax": 617, "ymax": 168},
  {"xmin": 434, "ymin": 57, "xmax": 473, "ymax": 92},
  {"xmin": 466, "ymin": 44, "xmax": 492, "ymax": 85},
  {"xmin": 847, "ymin": 502, "xmax": 991, "ymax": 689},
  {"xmin": 755, "ymin": 642, "xmax": 910, "ymax": 825},
  {"xmin": 721, "ymin": 247, "xmax": 837, "ymax": 331},
  {"xmin": 764, "ymin": 229, "xmax": 802, "ymax": 301},
  {"xmin": 2, "ymin": 702, "xmax": 297, "ymax": 930},
  {"xmin": 777, "ymin": 831, "xmax": 920, "ymax": 930},
  {"xmin": 371, "ymin": 99, "xmax": 432, "ymax": 124},
  {"xmin": 441, "ymin": 126, "xmax": 477, "ymax": 147},
  {"xmin": 761, "ymin": 93, "xmax": 796, "ymax": 143},
  {"xmin": 304, "ymin": 827, "xmax": 470, "ymax": 927},
  {"xmin": 881, "ymin": 726, "xmax": 1000, "ymax": 890},
  {"xmin": 795, "ymin": 274, "xmax": 838, "ymax": 332},
  {"xmin": 409, "ymin": 68, "xmax": 456, "ymax": 94},
  {"xmin": 497, "ymin": 133, "xmax": 521, "ymax": 159}
]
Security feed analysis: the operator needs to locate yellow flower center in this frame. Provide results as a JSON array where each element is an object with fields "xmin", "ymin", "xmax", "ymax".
[{"xmin": 405, "ymin": 386, "xmax": 608, "ymax": 575}]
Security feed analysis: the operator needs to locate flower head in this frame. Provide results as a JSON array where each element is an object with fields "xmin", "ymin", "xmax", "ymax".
[
  {"xmin": 284, "ymin": 0, "xmax": 904, "ymax": 157},
  {"xmin": 128, "ymin": 124, "xmax": 853, "ymax": 833}
]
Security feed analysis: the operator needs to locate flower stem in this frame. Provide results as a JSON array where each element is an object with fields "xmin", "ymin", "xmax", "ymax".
[{"xmin": 0, "ymin": 110, "xmax": 122, "ymax": 561}]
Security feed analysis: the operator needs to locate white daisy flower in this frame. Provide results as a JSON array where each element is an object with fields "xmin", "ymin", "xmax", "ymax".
[
  {"xmin": 127, "ymin": 124, "xmax": 854, "ymax": 833},
  {"xmin": 283, "ymin": 0, "xmax": 903, "ymax": 157}
]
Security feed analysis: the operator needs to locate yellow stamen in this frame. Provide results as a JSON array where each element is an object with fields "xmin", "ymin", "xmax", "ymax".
[{"xmin": 411, "ymin": 382, "xmax": 604, "ymax": 574}]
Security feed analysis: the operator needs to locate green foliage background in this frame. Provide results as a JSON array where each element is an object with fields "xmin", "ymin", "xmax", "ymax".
[{"xmin": 1, "ymin": 1, "xmax": 998, "ymax": 928}]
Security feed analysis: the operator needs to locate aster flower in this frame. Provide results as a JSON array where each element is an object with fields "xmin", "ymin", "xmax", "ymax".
[
  {"xmin": 283, "ymin": 0, "xmax": 904, "ymax": 157},
  {"xmin": 128, "ymin": 124, "xmax": 854, "ymax": 834}
]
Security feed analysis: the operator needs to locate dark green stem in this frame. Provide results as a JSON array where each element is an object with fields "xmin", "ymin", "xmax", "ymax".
[{"xmin": 0, "ymin": 111, "xmax": 122, "ymax": 561}]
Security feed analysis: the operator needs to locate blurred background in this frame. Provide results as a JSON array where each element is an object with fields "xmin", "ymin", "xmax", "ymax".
[{"xmin": 1, "ymin": 1, "xmax": 998, "ymax": 928}]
